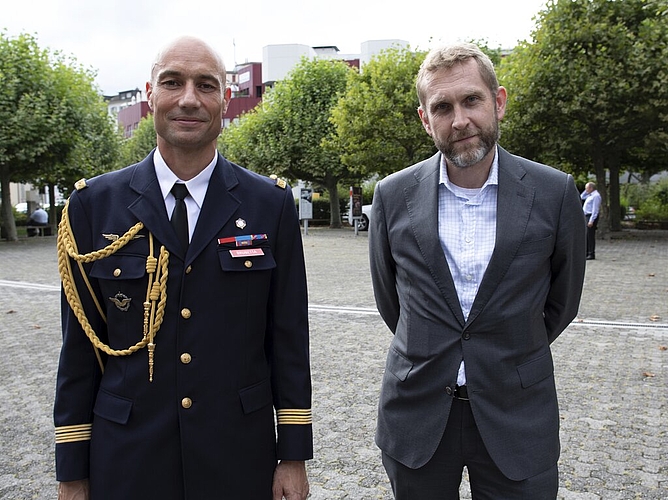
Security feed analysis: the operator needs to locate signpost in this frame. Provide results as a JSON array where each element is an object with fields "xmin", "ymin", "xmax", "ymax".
[
  {"xmin": 299, "ymin": 188, "xmax": 313, "ymax": 236},
  {"xmin": 349, "ymin": 186, "xmax": 362, "ymax": 236}
]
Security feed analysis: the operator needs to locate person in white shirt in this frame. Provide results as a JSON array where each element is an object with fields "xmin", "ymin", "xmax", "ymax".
[
  {"xmin": 27, "ymin": 206, "xmax": 48, "ymax": 236},
  {"xmin": 581, "ymin": 182, "xmax": 602, "ymax": 260}
]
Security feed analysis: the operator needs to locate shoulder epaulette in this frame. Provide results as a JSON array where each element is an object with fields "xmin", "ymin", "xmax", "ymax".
[
  {"xmin": 74, "ymin": 178, "xmax": 88, "ymax": 191},
  {"xmin": 269, "ymin": 174, "xmax": 287, "ymax": 189}
]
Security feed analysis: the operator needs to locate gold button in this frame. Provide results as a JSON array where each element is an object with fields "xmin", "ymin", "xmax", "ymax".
[
  {"xmin": 244, "ymin": 260, "xmax": 253, "ymax": 269},
  {"xmin": 180, "ymin": 353, "xmax": 192, "ymax": 364},
  {"xmin": 181, "ymin": 397, "xmax": 192, "ymax": 409},
  {"xmin": 113, "ymin": 268, "xmax": 121, "ymax": 277},
  {"xmin": 185, "ymin": 265, "xmax": 192, "ymax": 274},
  {"xmin": 181, "ymin": 308, "xmax": 191, "ymax": 319}
]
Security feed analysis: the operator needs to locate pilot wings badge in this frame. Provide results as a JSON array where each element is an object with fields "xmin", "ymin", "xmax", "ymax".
[{"xmin": 109, "ymin": 292, "xmax": 132, "ymax": 312}]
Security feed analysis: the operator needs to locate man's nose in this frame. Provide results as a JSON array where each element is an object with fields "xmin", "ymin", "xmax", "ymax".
[
  {"xmin": 179, "ymin": 81, "xmax": 200, "ymax": 107},
  {"xmin": 452, "ymin": 105, "xmax": 470, "ymax": 129}
]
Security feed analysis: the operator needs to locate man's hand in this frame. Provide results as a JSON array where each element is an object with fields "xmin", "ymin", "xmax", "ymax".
[
  {"xmin": 272, "ymin": 460, "xmax": 309, "ymax": 500},
  {"xmin": 58, "ymin": 480, "xmax": 90, "ymax": 500}
]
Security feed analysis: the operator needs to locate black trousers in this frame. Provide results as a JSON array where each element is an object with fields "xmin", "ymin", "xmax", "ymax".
[
  {"xmin": 382, "ymin": 399, "xmax": 558, "ymax": 499},
  {"xmin": 585, "ymin": 214, "xmax": 598, "ymax": 257}
]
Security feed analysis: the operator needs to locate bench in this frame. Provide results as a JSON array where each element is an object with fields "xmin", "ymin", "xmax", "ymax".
[{"xmin": 26, "ymin": 225, "xmax": 55, "ymax": 236}]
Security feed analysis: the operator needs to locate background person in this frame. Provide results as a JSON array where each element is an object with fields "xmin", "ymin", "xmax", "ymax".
[
  {"xmin": 369, "ymin": 42, "xmax": 586, "ymax": 499},
  {"xmin": 581, "ymin": 182, "xmax": 601, "ymax": 260},
  {"xmin": 55, "ymin": 36, "xmax": 312, "ymax": 500},
  {"xmin": 27, "ymin": 205, "xmax": 48, "ymax": 236}
]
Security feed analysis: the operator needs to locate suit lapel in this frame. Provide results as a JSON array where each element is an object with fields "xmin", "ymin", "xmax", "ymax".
[
  {"xmin": 405, "ymin": 153, "xmax": 466, "ymax": 326},
  {"xmin": 187, "ymin": 157, "xmax": 240, "ymax": 262},
  {"xmin": 466, "ymin": 147, "xmax": 535, "ymax": 326},
  {"xmin": 127, "ymin": 153, "xmax": 180, "ymax": 252},
  {"xmin": 127, "ymin": 153, "xmax": 240, "ymax": 263}
]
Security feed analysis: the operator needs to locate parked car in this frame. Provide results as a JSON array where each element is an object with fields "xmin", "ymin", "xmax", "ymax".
[{"xmin": 357, "ymin": 204, "xmax": 372, "ymax": 231}]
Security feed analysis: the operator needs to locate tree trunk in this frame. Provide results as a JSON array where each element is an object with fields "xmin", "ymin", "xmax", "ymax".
[
  {"xmin": 593, "ymin": 155, "xmax": 608, "ymax": 238},
  {"xmin": 48, "ymin": 183, "xmax": 58, "ymax": 226},
  {"xmin": 0, "ymin": 164, "xmax": 19, "ymax": 242},
  {"xmin": 607, "ymin": 156, "xmax": 622, "ymax": 231},
  {"xmin": 325, "ymin": 177, "xmax": 342, "ymax": 229}
]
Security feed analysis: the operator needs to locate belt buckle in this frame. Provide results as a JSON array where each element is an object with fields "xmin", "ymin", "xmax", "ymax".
[{"xmin": 454, "ymin": 385, "xmax": 469, "ymax": 401}]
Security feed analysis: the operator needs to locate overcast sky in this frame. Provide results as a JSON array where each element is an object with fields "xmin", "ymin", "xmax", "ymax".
[{"xmin": 4, "ymin": 0, "xmax": 547, "ymax": 96}]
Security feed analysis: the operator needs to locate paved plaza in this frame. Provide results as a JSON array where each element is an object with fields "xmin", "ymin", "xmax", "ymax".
[{"xmin": 0, "ymin": 228, "xmax": 666, "ymax": 499}]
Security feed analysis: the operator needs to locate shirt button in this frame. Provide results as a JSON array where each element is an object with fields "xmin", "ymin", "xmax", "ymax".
[
  {"xmin": 185, "ymin": 265, "xmax": 192, "ymax": 274},
  {"xmin": 181, "ymin": 308, "xmax": 191, "ymax": 319},
  {"xmin": 180, "ymin": 353, "xmax": 192, "ymax": 364},
  {"xmin": 113, "ymin": 268, "xmax": 122, "ymax": 277},
  {"xmin": 244, "ymin": 260, "xmax": 253, "ymax": 269},
  {"xmin": 181, "ymin": 397, "xmax": 192, "ymax": 409}
]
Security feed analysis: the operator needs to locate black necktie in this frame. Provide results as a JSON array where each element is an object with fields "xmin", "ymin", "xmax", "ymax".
[{"xmin": 170, "ymin": 183, "xmax": 190, "ymax": 251}]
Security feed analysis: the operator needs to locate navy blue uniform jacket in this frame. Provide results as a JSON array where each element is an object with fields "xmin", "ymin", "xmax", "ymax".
[{"xmin": 54, "ymin": 151, "xmax": 312, "ymax": 499}]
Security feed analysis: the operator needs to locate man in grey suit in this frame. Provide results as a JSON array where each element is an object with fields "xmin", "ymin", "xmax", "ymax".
[{"xmin": 369, "ymin": 43, "xmax": 586, "ymax": 499}]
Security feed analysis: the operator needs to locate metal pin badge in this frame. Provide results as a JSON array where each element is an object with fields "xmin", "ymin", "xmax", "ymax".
[
  {"xmin": 235, "ymin": 218, "xmax": 247, "ymax": 229},
  {"xmin": 109, "ymin": 292, "xmax": 132, "ymax": 311}
]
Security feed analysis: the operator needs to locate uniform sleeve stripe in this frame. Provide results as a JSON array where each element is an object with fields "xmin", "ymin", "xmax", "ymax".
[
  {"xmin": 55, "ymin": 423, "xmax": 92, "ymax": 443},
  {"xmin": 276, "ymin": 409, "xmax": 312, "ymax": 425}
]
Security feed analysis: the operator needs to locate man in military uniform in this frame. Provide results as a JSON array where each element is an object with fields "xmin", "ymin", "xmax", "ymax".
[{"xmin": 55, "ymin": 36, "xmax": 312, "ymax": 499}]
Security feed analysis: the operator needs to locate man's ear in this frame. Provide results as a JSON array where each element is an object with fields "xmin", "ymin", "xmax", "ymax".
[
  {"xmin": 418, "ymin": 107, "xmax": 432, "ymax": 136},
  {"xmin": 146, "ymin": 81, "xmax": 153, "ymax": 110},
  {"xmin": 495, "ymin": 86, "xmax": 508, "ymax": 121},
  {"xmin": 222, "ymin": 87, "xmax": 232, "ymax": 114}
]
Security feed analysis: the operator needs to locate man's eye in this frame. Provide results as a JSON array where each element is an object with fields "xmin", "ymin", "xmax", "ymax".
[{"xmin": 162, "ymin": 80, "xmax": 179, "ymax": 87}]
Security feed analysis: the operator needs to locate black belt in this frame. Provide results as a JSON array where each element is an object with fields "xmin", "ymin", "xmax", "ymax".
[{"xmin": 453, "ymin": 385, "xmax": 469, "ymax": 401}]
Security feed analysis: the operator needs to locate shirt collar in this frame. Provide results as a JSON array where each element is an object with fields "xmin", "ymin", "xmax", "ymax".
[
  {"xmin": 154, "ymin": 148, "xmax": 217, "ymax": 209},
  {"xmin": 439, "ymin": 146, "xmax": 500, "ymax": 192}
]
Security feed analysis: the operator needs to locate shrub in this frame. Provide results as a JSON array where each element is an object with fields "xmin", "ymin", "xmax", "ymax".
[{"xmin": 635, "ymin": 178, "xmax": 668, "ymax": 221}]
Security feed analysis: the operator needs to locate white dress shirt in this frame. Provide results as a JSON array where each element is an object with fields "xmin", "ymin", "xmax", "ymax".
[
  {"xmin": 438, "ymin": 148, "xmax": 499, "ymax": 385},
  {"xmin": 581, "ymin": 189, "xmax": 601, "ymax": 222},
  {"xmin": 154, "ymin": 148, "xmax": 217, "ymax": 242}
]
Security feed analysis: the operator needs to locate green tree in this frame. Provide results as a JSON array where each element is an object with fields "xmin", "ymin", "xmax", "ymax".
[
  {"xmin": 120, "ymin": 114, "xmax": 157, "ymax": 166},
  {"xmin": 499, "ymin": 0, "xmax": 668, "ymax": 231},
  {"xmin": 0, "ymin": 32, "xmax": 120, "ymax": 240},
  {"xmin": 221, "ymin": 57, "xmax": 354, "ymax": 227},
  {"xmin": 329, "ymin": 46, "xmax": 434, "ymax": 179}
]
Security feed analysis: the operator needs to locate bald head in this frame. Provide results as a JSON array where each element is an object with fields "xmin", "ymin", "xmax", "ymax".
[{"xmin": 150, "ymin": 36, "xmax": 226, "ymax": 87}]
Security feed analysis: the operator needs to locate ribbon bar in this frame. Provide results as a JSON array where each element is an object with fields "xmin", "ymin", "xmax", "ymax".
[{"xmin": 218, "ymin": 234, "xmax": 268, "ymax": 247}]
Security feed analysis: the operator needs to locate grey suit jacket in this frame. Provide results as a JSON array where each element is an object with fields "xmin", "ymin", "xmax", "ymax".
[{"xmin": 369, "ymin": 147, "xmax": 586, "ymax": 481}]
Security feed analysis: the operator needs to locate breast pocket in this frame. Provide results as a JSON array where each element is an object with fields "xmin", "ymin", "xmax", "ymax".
[
  {"xmin": 89, "ymin": 254, "xmax": 147, "ymax": 281},
  {"xmin": 89, "ymin": 254, "xmax": 148, "ymax": 329},
  {"xmin": 515, "ymin": 234, "xmax": 554, "ymax": 256},
  {"xmin": 217, "ymin": 246, "xmax": 277, "ymax": 272}
]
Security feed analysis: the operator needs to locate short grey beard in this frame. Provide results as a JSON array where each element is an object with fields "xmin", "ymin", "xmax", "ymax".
[
  {"xmin": 441, "ymin": 122, "xmax": 501, "ymax": 169},
  {"xmin": 446, "ymin": 146, "xmax": 488, "ymax": 169}
]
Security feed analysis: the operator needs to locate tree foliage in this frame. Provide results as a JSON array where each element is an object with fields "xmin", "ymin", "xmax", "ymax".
[
  {"xmin": 120, "ymin": 114, "xmax": 157, "ymax": 166},
  {"xmin": 0, "ymin": 31, "xmax": 120, "ymax": 240},
  {"xmin": 329, "ymin": 46, "xmax": 434, "ymax": 179},
  {"xmin": 220, "ymin": 57, "xmax": 354, "ymax": 227},
  {"xmin": 499, "ymin": 0, "xmax": 668, "ymax": 230}
]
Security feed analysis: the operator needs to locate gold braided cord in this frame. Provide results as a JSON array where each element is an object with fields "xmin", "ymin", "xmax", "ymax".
[
  {"xmin": 59, "ymin": 201, "xmax": 145, "ymax": 264},
  {"xmin": 151, "ymin": 246, "xmax": 169, "ymax": 336},
  {"xmin": 56, "ymin": 199, "xmax": 170, "ymax": 360}
]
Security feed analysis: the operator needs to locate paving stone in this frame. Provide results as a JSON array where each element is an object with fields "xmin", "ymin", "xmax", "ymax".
[{"xmin": 0, "ymin": 229, "xmax": 666, "ymax": 499}]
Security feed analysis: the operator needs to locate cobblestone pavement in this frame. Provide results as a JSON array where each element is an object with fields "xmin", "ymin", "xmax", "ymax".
[{"xmin": 0, "ymin": 229, "xmax": 666, "ymax": 499}]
